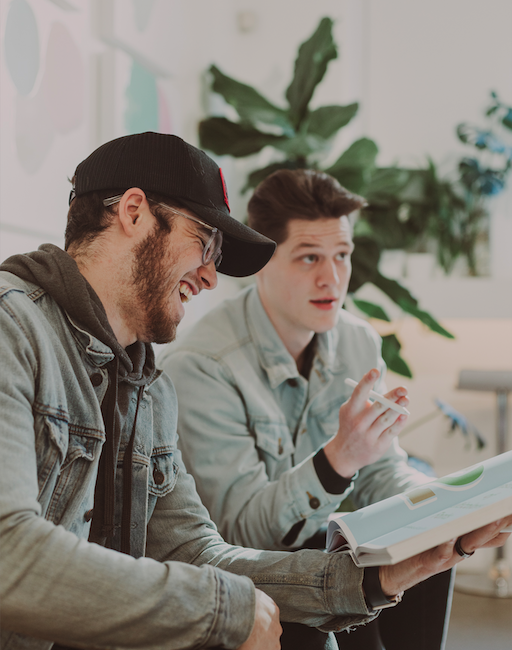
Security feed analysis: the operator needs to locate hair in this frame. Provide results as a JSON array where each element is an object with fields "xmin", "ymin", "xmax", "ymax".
[
  {"xmin": 247, "ymin": 169, "xmax": 367, "ymax": 244},
  {"xmin": 65, "ymin": 177, "xmax": 180, "ymax": 254}
]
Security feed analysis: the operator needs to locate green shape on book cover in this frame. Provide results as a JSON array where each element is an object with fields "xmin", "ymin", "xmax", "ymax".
[{"xmin": 438, "ymin": 465, "xmax": 484, "ymax": 487}]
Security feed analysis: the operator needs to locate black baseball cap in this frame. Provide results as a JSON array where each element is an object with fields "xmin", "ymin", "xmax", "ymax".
[{"xmin": 70, "ymin": 132, "xmax": 276, "ymax": 277}]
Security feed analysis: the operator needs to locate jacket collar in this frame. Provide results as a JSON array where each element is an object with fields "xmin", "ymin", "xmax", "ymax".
[{"xmin": 245, "ymin": 285, "xmax": 338, "ymax": 390}]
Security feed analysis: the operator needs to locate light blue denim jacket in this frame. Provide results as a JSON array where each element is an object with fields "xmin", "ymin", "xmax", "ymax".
[
  {"xmin": 160, "ymin": 285, "xmax": 427, "ymax": 551},
  {"xmin": 0, "ymin": 272, "xmax": 376, "ymax": 650}
]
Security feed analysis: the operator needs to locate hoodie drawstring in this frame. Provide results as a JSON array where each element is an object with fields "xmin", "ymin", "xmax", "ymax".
[{"xmin": 121, "ymin": 387, "xmax": 143, "ymax": 555}]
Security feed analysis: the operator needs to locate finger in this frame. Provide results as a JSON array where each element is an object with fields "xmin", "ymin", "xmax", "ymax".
[
  {"xmin": 383, "ymin": 386, "xmax": 409, "ymax": 404},
  {"xmin": 377, "ymin": 413, "xmax": 409, "ymax": 440},
  {"xmin": 369, "ymin": 406, "xmax": 406, "ymax": 438},
  {"xmin": 368, "ymin": 395, "xmax": 409, "ymax": 420},
  {"xmin": 479, "ymin": 532, "xmax": 511, "ymax": 550},
  {"xmin": 458, "ymin": 519, "xmax": 508, "ymax": 553},
  {"xmin": 347, "ymin": 368, "xmax": 380, "ymax": 410},
  {"xmin": 355, "ymin": 398, "xmax": 408, "ymax": 442}
]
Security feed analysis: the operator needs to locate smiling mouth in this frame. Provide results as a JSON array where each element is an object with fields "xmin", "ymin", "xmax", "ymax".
[{"xmin": 179, "ymin": 281, "xmax": 193, "ymax": 303}]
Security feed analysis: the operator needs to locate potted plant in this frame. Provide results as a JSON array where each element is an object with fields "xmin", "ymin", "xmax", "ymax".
[{"xmin": 198, "ymin": 17, "xmax": 474, "ymax": 377}]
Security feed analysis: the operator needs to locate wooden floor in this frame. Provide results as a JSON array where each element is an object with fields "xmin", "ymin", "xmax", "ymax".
[{"xmin": 445, "ymin": 589, "xmax": 512, "ymax": 650}]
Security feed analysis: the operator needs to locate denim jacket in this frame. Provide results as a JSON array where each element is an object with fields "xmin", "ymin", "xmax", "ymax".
[
  {"xmin": 160, "ymin": 285, "xmax": 427, "ymax": 551},
  {"xmin": 0, "ymin": 272, "xmax": 376, "ymax": 650}
]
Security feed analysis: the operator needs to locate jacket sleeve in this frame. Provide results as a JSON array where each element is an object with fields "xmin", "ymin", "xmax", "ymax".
[
  {"xmin": 163, "ymin": 347, "xmax": 352, "ymax": 550},
  {"xmin": 145, "ymin": 447, "xmax": 376, "ymax": 633}
]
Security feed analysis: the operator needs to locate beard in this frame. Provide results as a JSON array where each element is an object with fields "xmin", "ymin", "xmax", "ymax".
[{"xmin": 130, "ymin": 224, "xmax": 179, "ymax": 344}]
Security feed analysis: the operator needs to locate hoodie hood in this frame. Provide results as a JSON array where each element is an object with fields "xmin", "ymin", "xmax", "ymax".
[{"xmin": 0, "ymin": 243, "xmax": 155, "ymax": 381}]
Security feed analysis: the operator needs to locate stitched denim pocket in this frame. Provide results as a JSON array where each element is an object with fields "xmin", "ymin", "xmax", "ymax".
[
  {"xmin": 35, "ymin": 413, "xmax": 103, "ymax": 525},
  {"xmin": 148, "ymin": 452, "xmax": 179, "ymax": 497},
  {"xmin": 252, "ymin": 420, "xmax": 294, "ymax": 462}
]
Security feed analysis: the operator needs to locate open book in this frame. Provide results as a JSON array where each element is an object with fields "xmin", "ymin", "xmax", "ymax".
[{"xmin": 326, "ymin": 450, "xmax": 512, "ymax": 567}]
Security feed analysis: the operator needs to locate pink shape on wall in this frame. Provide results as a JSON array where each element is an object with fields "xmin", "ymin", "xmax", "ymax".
[
  {"xmin": 41, "ymin": 22, "xmax": 85, "ymax": 134},
  {"xmin": 15, "ymin": 92, "xmax": 55, "ymax": 174}
]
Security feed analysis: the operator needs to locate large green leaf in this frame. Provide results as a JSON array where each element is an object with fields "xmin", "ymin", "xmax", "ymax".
[
  {"xmin": 329, "ymin": 168, "xmax": 368, "ymax": 195},
  {"xmin": 373, "ymin": 273, "xmax": 455, "ymax": 339},
  {"xmin": 199, "ymin": 117, "xmax": 288, "ymax": 157},
  {"xmin": 372, "ymin": 273, "xmax": 419, "ymax": 307},
  {"xmin": 326, "ymin": 137, "xmax": 379, "ymax": 175},
  {"xmin": 209, "ymin": 65, "xmax": 292, "ymax": 133},
  {"xmin": 397, "ymin": 299, "xmax": 455, "ymax": 339},
  {"xmin": 381, "ymin": 334, "xmax": 413, "ymax": 378},
  {"xmin": 307, "ymin": 103, "xmax": 358, "ymax": 140},
  {"xmin": 324, "ymin": 138, "xmax": 379, "ymax": 193},
  {"xmin": 364, "ymin": 167, "xmax": 411, "ymax": 204},
  {"xmin": 271, "ymin": 131, "xmax": 326, "ymax": 159},
  {"xmin": 352, "ymin": 299, "xmax": 391, "ymax": 322},
  {"xmin": 285, "ymin": 17, "xmax": 337, "ymax": 129},
  {"xmin": 348, "ymin": 236, "xmax": 381, "ymax": 292}
]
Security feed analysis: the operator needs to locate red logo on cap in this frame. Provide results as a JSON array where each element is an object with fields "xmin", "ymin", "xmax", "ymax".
[{"xmin": 219, "ymin": 168, "xmax": 230, "ymax": 212}]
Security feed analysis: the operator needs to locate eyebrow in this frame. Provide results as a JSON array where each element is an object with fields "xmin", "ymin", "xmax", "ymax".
[
  {"xmin": 291, "ymin": 239, "xmax": 354, "ymax": 254},
  {"xmin": 185, "ymin": 220, "xmax": 210, "ymax": 242}
]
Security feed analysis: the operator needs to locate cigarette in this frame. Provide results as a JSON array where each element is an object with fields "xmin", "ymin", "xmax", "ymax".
[{"xmin": 344, "ymin": 378, "xmax": 411, "ymax": 416}]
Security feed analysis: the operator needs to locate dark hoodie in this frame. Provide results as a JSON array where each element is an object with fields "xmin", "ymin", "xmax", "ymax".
[{"xmin": 0, "ymin": 243, "xmax": 158, "ymax": 557}]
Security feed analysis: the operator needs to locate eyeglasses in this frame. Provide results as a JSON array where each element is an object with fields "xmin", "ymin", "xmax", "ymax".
[{"xmin": 103, "ymin": 195, "xmax": 223, "ymax": 269}]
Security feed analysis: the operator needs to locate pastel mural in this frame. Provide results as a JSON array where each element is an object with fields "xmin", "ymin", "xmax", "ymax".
[
  {"xmin": 119, "ymin": 1, "xmax": 173, "ymax": 136},
  {"xmin": 4, "ymin": 0, "xmax": 39, "ymax": 96},
  {"xmin": 4, "ymin": 0, "xmax": 85, "ymax": 173}
]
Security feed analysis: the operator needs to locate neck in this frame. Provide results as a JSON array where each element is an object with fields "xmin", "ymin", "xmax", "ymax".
[
  {"xmin": 257, "ymin": 290, "xmax": 314, "ymax": 371},
  {"xmin": 73, "ymin": 251, "xmax": 136, "ymax": 349}
]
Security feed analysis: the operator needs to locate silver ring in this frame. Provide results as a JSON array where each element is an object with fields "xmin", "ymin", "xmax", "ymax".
[{"xmin": 455, "ymin": 537, "xmax": 475, "ymax": 559}]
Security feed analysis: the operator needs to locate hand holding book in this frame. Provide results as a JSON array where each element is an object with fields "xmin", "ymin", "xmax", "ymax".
[{"xmin": 379, "ymin": 515, "xmax": 512, "ymax": 598}]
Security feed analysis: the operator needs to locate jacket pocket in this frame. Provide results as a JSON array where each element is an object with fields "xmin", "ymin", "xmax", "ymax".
[
  {"xmin": 252, "ymin": 420, "xmax": 294, "ymax": 462},
  {"xmin": 35, "ymin": 413, "xmax": 103, "ymax": 525},
  {"xmin": 35, "ymin": 414, "xmax": 69, "ymax": 503},
  {"xmin": 148, "ymin": 451, "xmax": 179, "ymax": 497}
]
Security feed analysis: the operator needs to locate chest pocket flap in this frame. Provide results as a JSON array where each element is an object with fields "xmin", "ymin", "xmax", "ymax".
[{"xmin": 252, "ymin": 421, "xmax": 294, "ymax": 461}]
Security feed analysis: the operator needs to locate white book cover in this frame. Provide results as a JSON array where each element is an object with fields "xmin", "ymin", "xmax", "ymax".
[{"xmin": 327, "ymin": 450, "xmax": 512, "ymax": 566}]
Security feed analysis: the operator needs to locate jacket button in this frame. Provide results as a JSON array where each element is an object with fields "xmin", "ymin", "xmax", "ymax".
[
  {"xmin": 90, "ymin": 373, "xmax": 103, "ymax": 387},
  {"xmin": 287, "ymin": 378, "xmax": 298, "ymax": 387},
  {"xmin": 307, "ymin": 493, "xmax": 321, "ymax": 509},
  {"xmin": 153, "ymin": 468, "xmax": 165, "ymax": 485},
  {"xmin": 84, "ymin": 509, "xmax": 94, "ymax": 522}
]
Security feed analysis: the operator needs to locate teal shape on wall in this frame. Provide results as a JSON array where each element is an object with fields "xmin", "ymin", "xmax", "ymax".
[
  {"xmin": 132, "ymin": 0, "xmax": 156, "ymax": 31},
  {"xmin": 4, "ymin": 0, "xmax": 40, "ymax": 96},
  {"xmin": 125, "ymin": 60, "xmax": 158, "ymax": 134}
]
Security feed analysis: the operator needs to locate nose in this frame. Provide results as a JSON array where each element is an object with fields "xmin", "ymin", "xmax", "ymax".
[
  {"xmin": 317, "ymin": 259, "xmax": 340, "ymax": 287},
  {"xmin": 199, "ymin": 259, "xmax": 218, "ymax": 290}
]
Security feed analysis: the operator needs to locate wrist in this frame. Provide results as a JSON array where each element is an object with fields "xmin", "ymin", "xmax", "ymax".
[
  {"xmin": 363, "ymin": 566, "xmax": 404, "ymax": 612},
  {"xmin": 313, "ymin": 448, "xmax": 354, "ymax": 494},
  {"xmin": 323, "ymin": 439, "xmax": 357, "ymax": 479}
]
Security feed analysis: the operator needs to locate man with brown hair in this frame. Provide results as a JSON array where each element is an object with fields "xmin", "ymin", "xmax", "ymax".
[{"xmin": 161, "ymin": 168, "xmax": 488, "ymax": 649}]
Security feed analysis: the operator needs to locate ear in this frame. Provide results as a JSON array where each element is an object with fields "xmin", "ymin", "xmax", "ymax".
[{"xmin": 117, "ymin": 188, "xmax": 148, "ymax": 237}]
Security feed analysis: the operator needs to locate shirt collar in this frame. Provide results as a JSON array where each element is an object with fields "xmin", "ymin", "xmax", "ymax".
[{"xmin": 245, "ymin": 285, "xmax": 339, "ymax": 389}]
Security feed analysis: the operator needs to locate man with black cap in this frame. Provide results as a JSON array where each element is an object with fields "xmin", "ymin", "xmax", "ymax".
[{"xmin": 0, "ymin": 132, "xmax": 509, "ymax": 650}]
